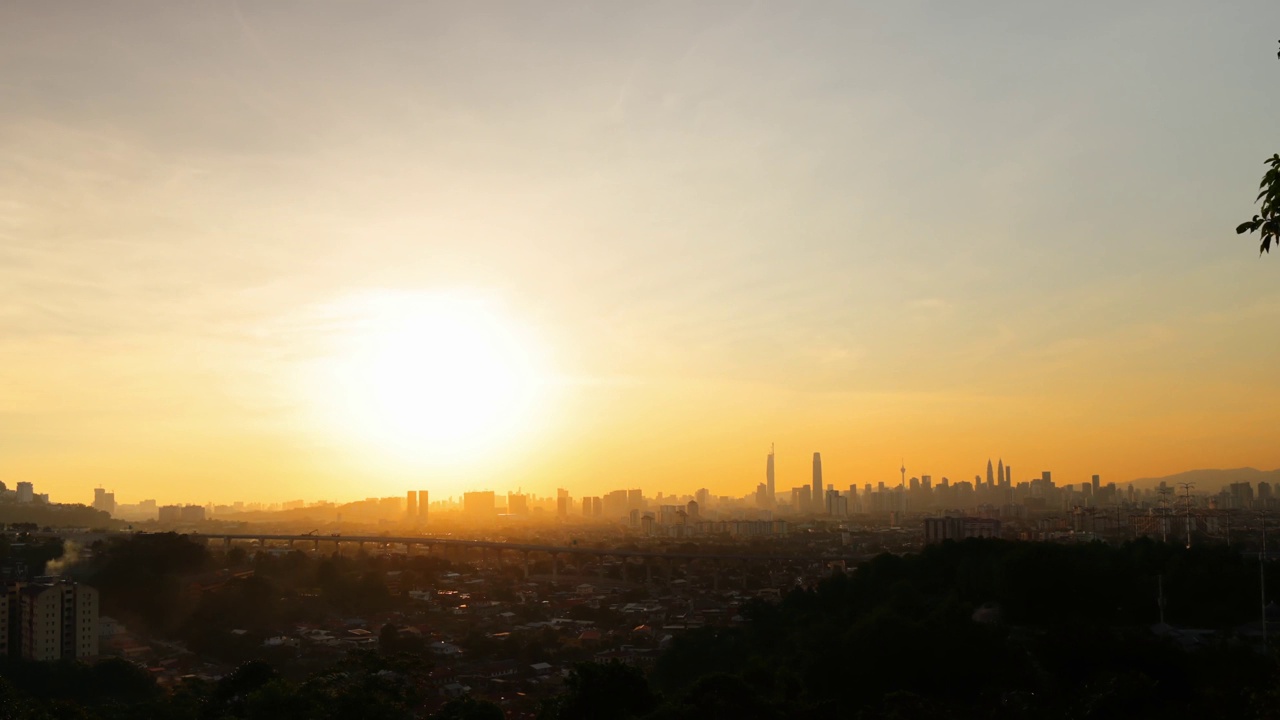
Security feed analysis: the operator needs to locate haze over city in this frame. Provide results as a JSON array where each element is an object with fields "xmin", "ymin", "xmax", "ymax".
[
  {"xmin": 5, "ymin": 1, "xmax": 1280, "ymax": 507},
  {"xmin": 9, "ymin": 3, "xmax": 1280, "ymax": 719}
]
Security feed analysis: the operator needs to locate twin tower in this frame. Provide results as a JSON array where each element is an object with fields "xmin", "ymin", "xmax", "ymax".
[{"xmin": 986, "ymin": 458, "xmax": 1011, "ymax": 488}]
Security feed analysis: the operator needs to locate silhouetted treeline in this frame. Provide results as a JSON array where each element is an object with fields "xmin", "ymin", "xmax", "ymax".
[
  {"xmin": 0, "ymin": 533, "xmax": 65, "ymax": 578},
  {"xmin": 645, "ymin": 539, "xmax": 1280, "ymax": 719},
  {"xmin": 817, "ymin": 537, "xmax": 1274, "ymax": 628},
  {"xmin": 0, "ymin": 653, "xmax": 456, "ymax": 720}
]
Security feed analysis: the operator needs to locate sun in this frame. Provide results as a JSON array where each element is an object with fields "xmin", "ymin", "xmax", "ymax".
[{"xmin": 320, "ymin": 291, "xmax": 548, "ymax": 464}]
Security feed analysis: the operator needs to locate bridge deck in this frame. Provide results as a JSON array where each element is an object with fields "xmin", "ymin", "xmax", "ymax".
[{"xmin": 187, "ymin": 533, "xmax": 859, "ymax": 563}]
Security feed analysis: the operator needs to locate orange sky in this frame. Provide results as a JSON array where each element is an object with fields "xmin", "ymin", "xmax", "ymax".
[{"xmin": 4, "ymin": 1, "xmax": 1280, "ymax": 504}]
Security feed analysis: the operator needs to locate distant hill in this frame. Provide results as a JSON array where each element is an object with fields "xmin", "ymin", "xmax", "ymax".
[
  {"xmin": 1128, "ymin": 467, "xmax": 1280, "ymax": 493},
  {"xmin": 0, "ymin": 502, "xmax": 114, "ymax": 529}
]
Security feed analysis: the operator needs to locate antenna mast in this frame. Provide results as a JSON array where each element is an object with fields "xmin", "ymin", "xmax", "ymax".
[
  {"xmin": 1156, "ymin": 486, "xmax": 1173, "ymax": 543},
  {"xmin": 1179, "ymin": 482, "xmax": 1194, "ymax": 549}
]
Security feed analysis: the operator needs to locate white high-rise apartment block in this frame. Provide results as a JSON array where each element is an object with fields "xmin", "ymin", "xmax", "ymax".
[{"xmin": 8, "ymin": 581, "xmax": 99, "ymax": 661}]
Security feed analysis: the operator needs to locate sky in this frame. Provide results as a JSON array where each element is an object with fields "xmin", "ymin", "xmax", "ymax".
[{"xmin": 3, "ymin": 1, "xmax": 1280, "ymax": 505}]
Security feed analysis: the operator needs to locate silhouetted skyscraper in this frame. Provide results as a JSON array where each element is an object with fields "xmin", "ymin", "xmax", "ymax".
[
  {"xmin": 406, "ymin": 491, "xmax": 417, "ymax": 522},
  {"xmin": 418, "ymin": 490, "xmax": 429, "ymax": 523},
  {"xmin": 812, "ymin": 453, "xmax": 823, "ymax": 510},
  {"xmin": 825, "ymin": 488, "xmax": 846, "ymax": 516},
  {"xmin": 92, "ymin": 488, "xmax": 115, "ymax": 516},
  {"xmin": 997, "ymin": 459, "xmax": 1005, "ymax": 486},
  {"xmin": 766, "ymin": 444, "xmax": 776, "ymax": 502},
  {"xmin": 463, "ymin": 491, "xmax": 495, "ymax": 517},
  {"xmin": 986, "ymin": 459, "xmax": 994, "ymax": 487},
  {"xmin": 507, "ymin": 492, "xmax": 527, "ymax": 515}
]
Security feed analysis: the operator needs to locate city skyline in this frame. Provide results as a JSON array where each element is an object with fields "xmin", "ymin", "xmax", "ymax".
[
  {"xmin": 5, "ymin": 2, "xmax": 1280, "ymax": 504},
  {"xmin": 31, "ymin": 451, "xmax": 1280, "ymax": 508},
  {"xmin": 5, "ymin": 3, "xmax": 1280, "ymax": 716},
  {"xmin": 51, "ymin": 458, "xmax": 1280, "ymax": 525}
]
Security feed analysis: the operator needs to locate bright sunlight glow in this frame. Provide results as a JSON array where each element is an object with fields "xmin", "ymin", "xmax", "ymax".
[{"xmin": 319, "ymin": 291, "xmax": 548, "ymax": 465}]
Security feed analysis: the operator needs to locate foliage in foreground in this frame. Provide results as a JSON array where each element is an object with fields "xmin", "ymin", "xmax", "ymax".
[{"xmin": 1237, "ymin": 41, "xmax": 1280, "ymax": 254}]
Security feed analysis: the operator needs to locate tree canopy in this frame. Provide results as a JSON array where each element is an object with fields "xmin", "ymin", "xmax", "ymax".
[
  {"xmin": 1236, "ymin": 41, "xmax": 1280, "ymax": 254},
  {"xmin": 1237, "ymin": 154, "xmax": 1280, "ymax": 254}
]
